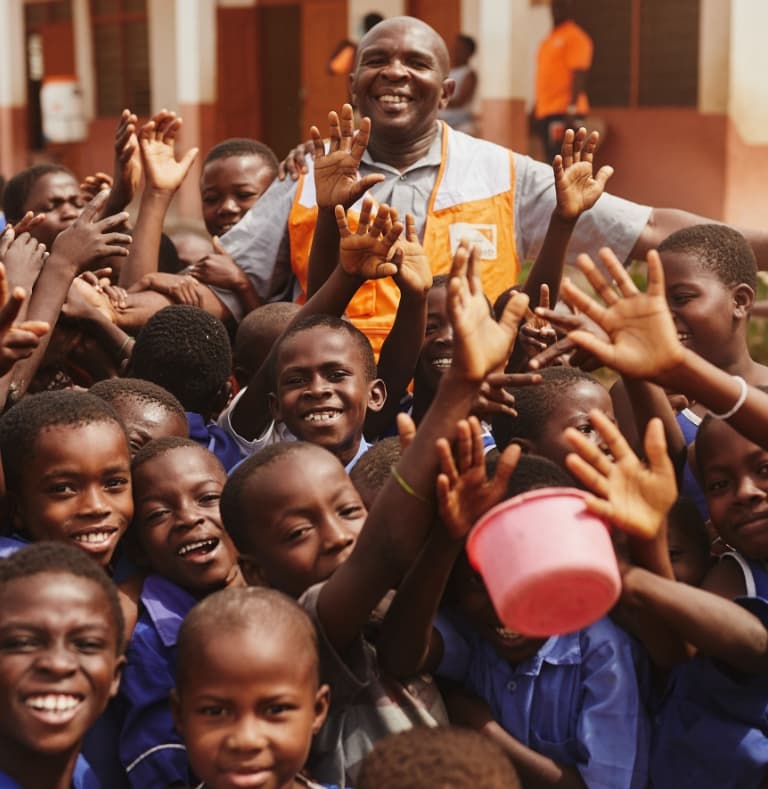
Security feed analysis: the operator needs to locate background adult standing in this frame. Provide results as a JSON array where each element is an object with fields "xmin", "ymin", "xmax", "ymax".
[{"xmin": 533, "ymin": 0, "xmax": 593, "ymax": 161}]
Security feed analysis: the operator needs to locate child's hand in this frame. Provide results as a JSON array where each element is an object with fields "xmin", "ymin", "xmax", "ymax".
[
  {"xmin": 552, "ymin": 247, "xmax": 685, "ymax": 380},
  {"xmin": 470, "ymin": 371, "xmax": 541, "ymax": 420},
  {"xmin": 138, "ymin": 110, "xmax": 199, "ymax": 195},
  {"xmin": 393, "ymin": 215, "xmax": 432, "ymax": 298},
  {"xmin": 188, "ymin": 236, "xmax": 249, "ymax": 291},
  {"xmin": 396, "ymin": 412, "xmax": 417, "ymax": 453},
  {"xmin": 127, "ymin": 271, "xmax": 203, "ymax": 307},
  {"xmin": 518, "ymin": 284, "xmax": 559, "ymax": 362},
  {"xmin": 335, "ymin": 198, "xmax": 403, "ymax": 280},
  {"xmin": 447, "ymin": 241, "xmax": 529, "ymax": 382},
  {"xmin": 0, "ymin": 230, "xmax": 47, "ymax": 293},
  {"xmin": 277, "ymin": 140, "xmax": 312, "ymax": 181},
  {"xmin": 553, "ymin": 127, "xmax": 613, "ymax": 222},
  {"xmin": 80, "ymin": 172, "xmax": 113, "ymax": 203},
  {"xmin": 6, "ymin": 211, "xmax": 45, "ymax": 237},
  {"xmin": 50, "ymin": 190, "xmax": 131, "ymax": 272},
  {"xmin": 436, "ymin": 416, "xmax": 521, "ymax": 540},
  {"xmin": 310, "ymin": 103, "xmax": 385, "ymax": 210},
  {"xmin": 62, "ymin": 274, "xmax": 119, "ymax": 323},
  {"xmin": 530, "ymin": 300, "xmax": 608, "ymax": 371},
  {"xmin": 0, "ymin": 263, "xmax": 49, "ymax": 376},
  {"xmin": 565, "ymin": 411, "xmax": 677, "ymax": 539},
  {"xmin": 109, "ymin": 109, "xmax": 142, "ymax": 210}
]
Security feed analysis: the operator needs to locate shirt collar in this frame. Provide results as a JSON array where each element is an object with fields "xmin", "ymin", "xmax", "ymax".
[
  {"xmin": 361, "ymin": 121, "xmax": 444, "ymax": 174},
  {"xmin": 141, "ymin": 574, "xmax": 198, "ymax": 648},
  {"xmin": 345, "ymin": 438, "xmax": 371, "ymax": 473},
  {"xmin": 515, "ymin": 630, "xmax": 583, "ymax": 676}
]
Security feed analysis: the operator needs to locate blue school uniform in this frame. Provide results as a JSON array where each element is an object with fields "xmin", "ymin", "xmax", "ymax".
[
  {"xmin": 0, "ymin": 755, "xmax": 100, "ymax": 788},
  {"xmin": 435, "ymin": 610, "xmax": 650, "ymax": 789},
  {"xmin": 651, "ymin": 557, "xmax": 768, "ymax": 788},
  {"xmin": 676, "ymin": 408, "xmax": 709, "ymax": 519},
  {"xmin": 119, "ymin": 574, "xmax": 197, "ymax": 789},
  {"xmin": 187, "ymin": 411, "xmax": 244, "ymax": 472}
]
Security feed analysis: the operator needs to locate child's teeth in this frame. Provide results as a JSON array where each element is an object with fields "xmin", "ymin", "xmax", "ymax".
[
  {"xmin": 26, "ymin": 694, "xmax": 81, "ymax": 711},
  {"xmin": 432, "ymin": 357, "xmax": 452, "ymax": 369},
  {"xmin": 73, "ymin": 531, "xmax": 112, "ymax": 545},
  {"xmin": 304, "ymin": 411, "xmax": 339, "ymax": 423},
  {"xmin": 495, "ymin": 626, "xmax": 521, "ymax": 639},
  {"xmin": 178, "ymin": 538, "xmax": 217, "ymax": 557}
]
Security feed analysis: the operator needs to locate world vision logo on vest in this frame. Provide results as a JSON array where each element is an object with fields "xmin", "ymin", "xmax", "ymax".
[{"xmin": 448, "ymin": 223, "xmax": 498, "ymax": 260}]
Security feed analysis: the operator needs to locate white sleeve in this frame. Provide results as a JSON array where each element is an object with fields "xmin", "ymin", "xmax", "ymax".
[
  {"xmin": 513, "ymin": 152, "xmax": 653, "ymax": 268},
  {"xmin": 217, "ymin": 387, "xmax": 297, "ymax": 457}
]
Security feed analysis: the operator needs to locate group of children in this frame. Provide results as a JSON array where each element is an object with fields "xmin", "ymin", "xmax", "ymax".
[{"xmin": 0, "ymin": 94, "xmax": 768, "ymax": 789}]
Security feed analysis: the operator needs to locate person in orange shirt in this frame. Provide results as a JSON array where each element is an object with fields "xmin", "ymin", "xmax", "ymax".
[{"xmin": 534, "ymin": 0, "xmax": 593, "ymax": 161}]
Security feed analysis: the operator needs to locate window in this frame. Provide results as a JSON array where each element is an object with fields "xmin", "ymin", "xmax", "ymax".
[
  {"xmin": 90, "ymin": 0, "xmax": 150, "ymax": 116},
  {"xmin": 572, "ymin": 0, "xmax": 699, "ymax": 107}
]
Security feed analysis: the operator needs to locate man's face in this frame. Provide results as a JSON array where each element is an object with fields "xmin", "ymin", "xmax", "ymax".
[{"xmin": 350, "ymin": 18, "xmax": 453, "ymax": 147}]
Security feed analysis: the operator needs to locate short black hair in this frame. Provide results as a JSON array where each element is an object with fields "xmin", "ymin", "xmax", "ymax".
[
  {"xmin": 492, "ymin": 367, "xmax": 603, "ymax": 450},
  {"xmin": 457, "ymin": 33, "xmax": 476, "ymax": 56},
  {"xmin": 0, "ymin": 542, "xmax": 125, "ymax": 653},
  {"xmin": 504, "ymin": 453, "xmax": 575, "ymax": 498},
  {"xmin": 0, "ymin": 391, "xmax": 126, "ymax": 494},
  {"xmin": 274, "ymin": 314, "xmax": 377, "ymax": 383},
  {"xmin": 90, "ymin": 377, "xmax": 186, "ymax": 421},
  {"xmin": 348, "ymin": 435, "xmax": 400, "ymax": 504},
  {"xmin": 363, "ymin": 12, "xmax": 384, "ymax": 31},
  {"xmin": 221, "ymin": 442, "xmax": 320, "ymax": 553},
  {"xmin": 233, "ymin": 302, "xmax": 301, "ymax": 386},
  {"xmin": 357, "ymin": 726, "xmax": 521, "ymax": 789},
  {"xmin": 130, "ymin": 305, "xmax": 232, "ymax": 414},
  {"xmin": 658, "ymin": 224, "xmax": 757, "ymax": 291},
  {"xmin": 176, "ymin": 586, "xmax": 319, "ymax": 689},
  {"xmin": 2, "ymin": 164, "xmax": 74, "ymax": 222},
  {"xmin": 132, "ymin": 436, "xmax": 221, "ymax": 475},
  {"xmin": 203, "ymin": 139, "xmax": 279, "ymax": 175}
]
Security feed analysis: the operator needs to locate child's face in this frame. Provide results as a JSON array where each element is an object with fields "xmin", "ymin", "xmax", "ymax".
[
  {"xmin": 16, "ymin": 421, "xmax": 133, "ymax": 568},
  {"xmin": 110, "ymin": 398, "xmax": 189, "ymax": 457},
  {"xmin": 662, "ymin": 251, "xmax": 747, "ymax": 365},
  {"xmin": 23, "ymin": 172, "xmax": 84, "ymax": 249},
  {"xmin": 667, "ymin": 510, "xmax": 711, "ymax": 587},
  {"xmin": 415, "ymin": 285, "xmax": 452, "ymax": 390},
  {"xmin": 697, "ymin": 420, "xmax": 768, "ymax": 559},
  {"xmin": 133, "ymin": 447, "xmax": 240, "ymax": 594},
  {"xmin": 0, "ymin": 572, "xmax": 122, "ymax": 761},
  {"xmin": 533, "ymin": 382, "xmax": 614, "ymax": 469},
  {"xmin": 173, "ymin": 625, "xmax": 329, "ymax": 789},
  {"xmin": 450, "ymin": 554, "xmax": 546, "ymax": 666},
  {"xmin": 272, "ymin": 327, "xmax": 385, "ymax": 468},
  {"xmin": 239, "ymin": 449, "xmax": 366, "ymax": 598},
  {"xmin": 201, "ymin": 155, "xmax": 275, "ymax": 238}
]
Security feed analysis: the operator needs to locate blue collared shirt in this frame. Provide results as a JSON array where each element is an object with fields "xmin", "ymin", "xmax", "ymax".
[
  {"xmin": 436, "ymin": 610, "xmax": 650, "ymax": 789},
  {"xmin": 119, "ymin": 575, "xmax": 197, "ymax": 789},
  {"xmin": 187, "ymin": 411, "xmax": 244, "ymax": 472}
]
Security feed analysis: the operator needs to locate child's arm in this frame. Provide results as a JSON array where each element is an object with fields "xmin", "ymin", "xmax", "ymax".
[
  {"xmin": 6, "ymin": 190, "xmax": 131, "ymax": 404},
  {"xmin": 104, "ymin": 109, "xmax": 143, "ymax": 216},
  {"xmin": 365, "ymin": 214, "xmax": 433, "ymax": 438},
  {"xmin": 118, "ymin": 111, "xmax": 198, "ymax": 288},
  {"xmin": 317, "ymin": 242, "xmax": 533, "ymax": 654},
  {"xmin": 545, "ymin": 246, "xmax": 768, "ymax": 449},
  {"xmin": 377, "ymin": 416, "xmax": 521, "ymax": 678},
  {"xmin": 306, "ymin": 104, "xmax": 385, "ymax": 297}
]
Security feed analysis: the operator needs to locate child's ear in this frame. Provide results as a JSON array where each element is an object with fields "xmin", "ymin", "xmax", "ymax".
[
  {"xmin": 312, "ymin": 683, "xmax": 331, "ymax": 735},
  {"xmin": 110, "ymin": 654, "xmax": 127, "ymax": 700},
  {"xmin": 238, "ymin": 554, "xmax": 268, "ymax": 587},
  {"xmin": 366, "ymin": 378, "xmax": 387, "ymax": 413},
  {"xmin": 733, "ymin": 283, "xmax": 755, "ymax": 320},
  {"xmin": 169, "ymin": 688, "xmax": 183, "ymax": 733},
  {"xmin": 267, "ymin": 392, "xmax": 281, "ymax": 421},
  {"xmin": 212, "ymin": 379, "xmax": 234, "ymax": 417}
]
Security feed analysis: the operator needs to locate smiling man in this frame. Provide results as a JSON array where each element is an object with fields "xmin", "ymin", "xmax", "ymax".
[{"xmin": 220, "ymin": 15, "xmax": 768, "ymax": 348}]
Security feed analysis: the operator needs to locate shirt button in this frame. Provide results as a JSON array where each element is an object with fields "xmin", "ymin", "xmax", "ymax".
[
  {"xmin": 399, "ymin": 174, "xmax": 407, "ymax": 181},
  {"xmin": 506, "ymin": 681, "xmax": 516, "ymax": 692}
]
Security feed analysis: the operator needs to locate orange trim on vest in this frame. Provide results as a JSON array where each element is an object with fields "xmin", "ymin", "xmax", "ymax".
[{"xmin": 288, "ymin": 126, "xmax": 520, "ymax": 355}]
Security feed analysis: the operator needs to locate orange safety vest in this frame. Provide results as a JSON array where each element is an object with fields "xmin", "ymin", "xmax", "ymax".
[{"xmin": 287, "ymin": 122, "xmax": 520, "ymax": 354}]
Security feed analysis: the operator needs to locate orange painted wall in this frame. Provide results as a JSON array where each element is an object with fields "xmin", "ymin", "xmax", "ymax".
[{"xmin": 724, "ymin": 119, "xmax": 768, "ymax": 229}]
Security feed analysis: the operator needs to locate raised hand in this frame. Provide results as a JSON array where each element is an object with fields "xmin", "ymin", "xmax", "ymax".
[
  {"xmin": 0, "ymin": 230, "xmax": 47, "ymax": 293},
  {"xmin": 0, "ymin": 263, "xmax": 49, "ymax": 377},
  {"xmin": 564, "ymin": 411, "xmax": 677, "ymax": 539},
  {"xmin": 80, "ymin": 172, "xmax": 113, "ymax": 203},
  {"xmin": 335, "ymin": 198, "xmax": 403, "ymax": 280},
  {"xmin": 436, "ymin": 417, "xmax": 522, "ymax": 539},
  {"xmin": 139, "ymin": 110, "xmax": 199, "ymax": 194},
  {"xmin": 109, "ymin": 109, "xmax": 142, "ymax": 210},
  {"xmin": 555, "ymin": 247, "xmax": 685, "ymax": 380},
  {"xmin": 530, "ymin": 298, "xmax": 608, "ymax": 371},
  {"xmin": 393, "ymin": 215, "xmax": 432, "ymax": 298},
  {"xmin": 470, "ymin": 371, "xmax": 541, "ymax": 420},
  {"xmin": 447, "ymin": 241, "xmax": 529, "ymax": 382},
  {"xmin": 311, "ymin": 103, "xmax": 385, "ymax": 209},
  {"xmin": 277, "ymin": 140, "xmax": 312, "ymax": 181},
  {"xmin": 553, "ymin": 128, "xmax": 613, "ymax": 222},
  {"xmin": 50, "ymin": 189, "xmax": 131, "ymax": 272},
  {"xmin": 62, "ymin": 274, "xmax": 119, "ymax": 323},
  {"xmin": 8, "ymin": 211, "xmax": 45, "ymax": 237}
]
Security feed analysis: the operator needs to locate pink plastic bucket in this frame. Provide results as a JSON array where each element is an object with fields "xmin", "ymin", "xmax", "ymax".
[{"xmin": 466, "ymin": 487, "xmax": 621, "ymax": 637}]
